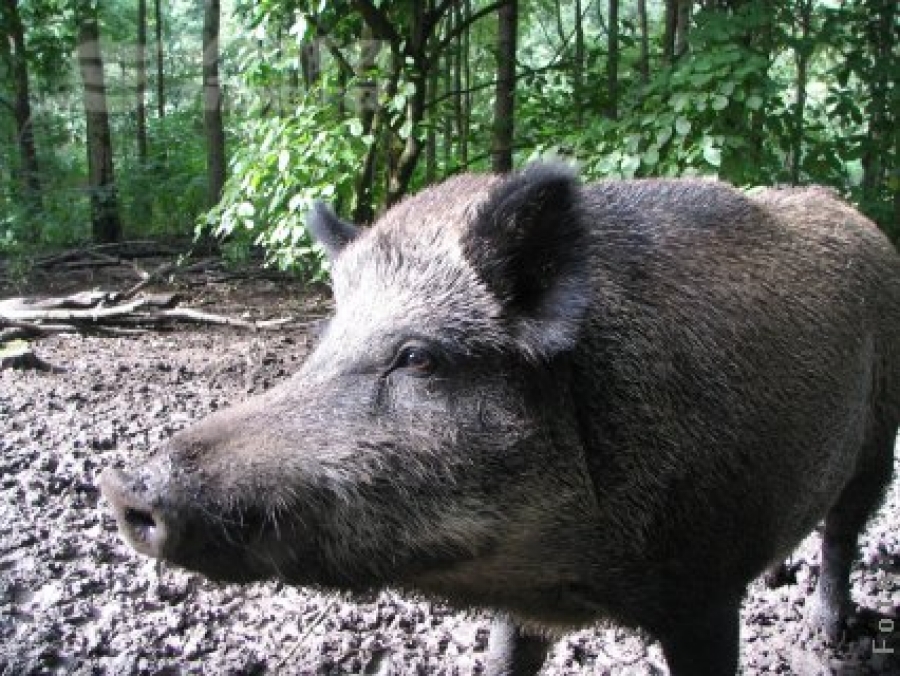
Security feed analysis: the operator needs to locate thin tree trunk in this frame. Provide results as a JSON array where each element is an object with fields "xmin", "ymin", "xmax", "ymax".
[
  {"xmin": 301, "ymin": 32, "xmax": 321, "ymax": 88},
  {"xmin": 386, "ymin": 3, "xmax": 427, "ymax": 204},
  {"xmin": 136, "ymin": 0, "xmax": 148, "ymax": 162},
  {"xmin": 790, "ymin": 0, "xmax": 811, "ymax": 185},
  {"xmin": 574, "ymin": 0, "xmax": 584, "ymax": 126},
  {"xmin": 2, "ymin": 0, "xmax": 42, "ymax": 225},
  {"xmin": 443, "ymin": 8, "xmax": 454, "ymax": 173},
  {"xmin": 894, "ymin": 125, "xmax": 900, "ymax": 234},
  {"xmin": 861, "ymin": 0, "xmax": 893, "ymax": 206},
  {"xmin": 154, "ymin": 0, "xmax": 165, "ymax": 118},
  {"xmin": 425, "ymin": 0, "xmax": 438, "ymax": 184},
  {"xmin": 606, "ymin": 0, "xmax": 619, "ymax": 119},
  {"xmin": 492, "ymin": 0, "xmax": 517, "ymax": 173},
  {"xmin": 76, "ymin": 2, "xmax": 122, "ymax": 243},
  {"xmin": 203, "ymin": 0, "xmax": 225, "ymax": 207},
  {"xmin": 674, "ymin": 0, "xmax": 692, "ymax": 59},
  {"xmin": 353, "ymin": 28, "xmax": 388, "ymax": 223},
  {"xmin": 459, "ymin": 0, "xmax": 471, "ymax": 166},
  {"xmin": 663, "ymin": 0, "xmax": 676, "ymax": 64},
  {"xmin": 554, "ymin": 0, "xmax": 565, "ymax": 44},
  {"xmin": 744, "ymin": 0, "xmax": 772, "ymax": 177},
  {"xmin": 386, "ymin": 73, "xmax": 426, "ymax": 204},
  {"xmin": 637, "ymin": 0, "xmax": 649, "ymax": 82}
]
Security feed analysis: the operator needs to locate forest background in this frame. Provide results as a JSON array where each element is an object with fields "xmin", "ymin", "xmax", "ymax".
[{"xmin": 1, "ymin": 0, "xmax": 897, "ymax": 280}]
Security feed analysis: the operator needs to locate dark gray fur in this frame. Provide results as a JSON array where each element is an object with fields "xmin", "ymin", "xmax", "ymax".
[{"xmin": 102, "ymin": 163, "xmax": 900, "ymax": 675}]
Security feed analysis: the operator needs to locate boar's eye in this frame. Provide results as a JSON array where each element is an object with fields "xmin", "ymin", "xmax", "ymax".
[{"xmin": 391, "ymin": 344, "xmax": 437, "ymax": 377}]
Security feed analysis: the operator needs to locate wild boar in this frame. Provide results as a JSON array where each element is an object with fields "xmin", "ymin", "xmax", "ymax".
[{"xmin": 101, "ymin": 163, "xmax": 900, "ymax": 675}]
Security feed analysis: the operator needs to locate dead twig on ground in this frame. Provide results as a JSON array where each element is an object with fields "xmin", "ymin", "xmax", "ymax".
[{"xmin": 0, "ymin": 289, "xmax": 292, "ymax": 338}]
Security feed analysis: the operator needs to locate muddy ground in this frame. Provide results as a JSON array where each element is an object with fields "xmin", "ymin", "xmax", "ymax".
[{"xmin": 1, "ymin": 275, "xmax": 899, "ymax": 675}]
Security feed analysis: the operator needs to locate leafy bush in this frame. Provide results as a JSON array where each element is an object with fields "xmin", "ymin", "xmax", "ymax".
[{"xmin": 205, "ymin": 91, "xmax": 370, "ymax": 280}]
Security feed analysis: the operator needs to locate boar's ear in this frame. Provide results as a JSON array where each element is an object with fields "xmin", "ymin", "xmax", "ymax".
[
  {"xmin": 464, "ymin": 163, "xmax": 591, "ymax": 359},
  {"xmin": 307, "ymin": 202, "xmax": 361, "ymax": 261}
]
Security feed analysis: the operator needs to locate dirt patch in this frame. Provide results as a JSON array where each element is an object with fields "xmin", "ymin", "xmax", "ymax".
[{"xmin": 1, "ymin": 279, "xmax": 898, "ymax": 675}]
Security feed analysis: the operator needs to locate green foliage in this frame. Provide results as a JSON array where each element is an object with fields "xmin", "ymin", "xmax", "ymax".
[
  {"xmin": 117, "ymin": 111, "xmax": 209, "ymax": 235},
  {"xmin": 206, "ymin": 91, "xmax": 368, "ymax": 280},
  {"xmin": 522, "ymin": 5, "xmax": 776, "ymax": 184},
  {"xmin": 1, "ymin": 0, "xmax": 897, "ymax": 258}
]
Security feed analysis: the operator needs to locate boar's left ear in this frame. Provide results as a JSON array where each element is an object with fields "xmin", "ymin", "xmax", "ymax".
[
  {"xmin": 307, "ymin": 202, "xmax": 361, "ymax": 261},
  {"xmin": 463, "ymin": 162, "xmax": 591, "ymax": 359}
]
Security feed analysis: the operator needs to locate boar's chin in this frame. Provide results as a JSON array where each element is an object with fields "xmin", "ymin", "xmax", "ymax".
[{"xmin": 158, "ymin": 535, "xmax": 271, "ymax": 585}]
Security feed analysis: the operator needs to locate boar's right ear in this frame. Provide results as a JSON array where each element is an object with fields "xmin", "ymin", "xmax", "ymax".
[
  {"xmin": 463, "ymin": 162, "xmax": 591, "ymax": 360},
  {"xmin": 307, "ymin": 202, "xmax": 361, "ymax": 261}
]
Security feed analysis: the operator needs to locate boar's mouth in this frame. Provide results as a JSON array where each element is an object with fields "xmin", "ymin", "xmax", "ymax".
[
  {"xmin": 101, "ymin": 467, "xmax": 276, "ymax": 584},
  {"xmin": 102, "ymin": 466, "xmax": 399, "ymax": 590}
]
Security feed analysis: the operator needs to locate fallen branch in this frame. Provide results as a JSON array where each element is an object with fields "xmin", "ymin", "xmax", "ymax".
[
  {"xmin": 157, "ymin": 307, "xmax": 291, "ymax": 329},
  {"xmin": 0, "ymin": 341, "xmax": 61, "ymax": 372},
  {"xmin": 0, "ymin": 318, "xmax": 78, "ymax": 342},
  {"xmin": 0, "ymin": 288, "xmax": 292, "ymax": 336},
  {"xmin": 33, "ymin": 241, "xmax": 184, "ymax": 268},
  {"xmin": 118, "ymin": 258, "xmax": 218, "ymax": 300}
]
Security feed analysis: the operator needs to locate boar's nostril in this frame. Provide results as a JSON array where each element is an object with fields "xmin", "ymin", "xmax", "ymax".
[
  {"xmin": 124, "ymin": 507, "xmax": 158, "ymax": 544},
  {"xmin": 100, "ymin": 467, "xmax": 171, "ymax": 560}
]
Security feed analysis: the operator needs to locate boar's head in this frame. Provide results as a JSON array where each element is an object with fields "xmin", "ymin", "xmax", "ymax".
[{"xmin": 101, "ymin": 164, "xmax": 599, "ymax": 613}]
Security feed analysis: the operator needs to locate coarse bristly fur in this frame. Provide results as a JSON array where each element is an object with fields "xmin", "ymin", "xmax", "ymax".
[{"xmin": 102, "ymin": 162, "xmax": 900, "ymax": 676}]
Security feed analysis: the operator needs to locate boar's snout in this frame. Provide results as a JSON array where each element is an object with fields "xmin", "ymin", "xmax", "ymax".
[{"xmin": 100, "ymin": 466, "xmax": 182, "ymax": 562}]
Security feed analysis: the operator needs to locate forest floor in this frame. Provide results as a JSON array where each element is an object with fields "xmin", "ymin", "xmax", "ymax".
[{"xmin": 1, "ymin": 271, "xmax": 899, "ymax": 675}]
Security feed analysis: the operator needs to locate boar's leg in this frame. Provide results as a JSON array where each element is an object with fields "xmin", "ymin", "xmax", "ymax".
[
  {"xmin": 656, "ymin": 599, "xmax": 740, "ymax": 676},
  {"xmin": 485, "ymin": 617, "xmax": 550, "ymax": 676},
  {"xmin": 811, "ymin": 421, "xmax": 896, "ymax": 644}
]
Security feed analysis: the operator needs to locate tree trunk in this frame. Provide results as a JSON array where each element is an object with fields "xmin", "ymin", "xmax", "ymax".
[
  {"xmin": 789, "ymin": 0, "xmax": 811, "ymax": 185},
  {"xmin": 353, "ymin": 29, "xmax": 390, "ymax": 224},
  {"xmin": 136, "ymin": 0, "xmax": 148, "ymax": 162},
  {"xmin": 154, "ymin": 0, "xmax": 165, "ymax": 118},
  {"xmin": 386, "ymin": 72, "xmax": 426, "ymax": 204},
  {"xmin": 663, "ymin": 0, "xmax": 676, "ymax": 64},
  {"xmin": 1, "ymin": 0, "xmax": 42, "ymax": 224},
  {"xmin": 203, "ymin": 0, "xmax": 225, "ymax": 207},
  {"xmin": 573, "ymin": 0, "xmax": 584, "ymax": 126},
  {"xmin": 458, "ymin": 0, "xmax": 471, "ymax": 167},
  {"xmin": 637, "ymin": 0, "xmax": 649, "ymax": 82},
  {"xmin": 491, "ymin": 0, "xmax": 517, "ymax": 173},
  {"xmin": 425, "ymin": 1, "xmax": 438, "ymax": 184},
  {"xmin": 443, "ymin": 8, "xmax": 454, "ymax": 173},
  {"xmin": 301, "ymin": 32, "xmax": 321, "ymax": 88},
  {"xmin": 861, "ymin": 0, "xmax": 893, "ymax": 207},
  {"xmin": 76, "ymin": 2, "xmax": 122, "ymax": 243},
  {"xmin": 744, "ymin": 0, "xmax": 772, "ymax": 178},
  {"xmin": 606, "ymin": 0, "xmax": 619, "ymax": 119},
  {"xmin": 425, "ymin": 71, "xmax": 437, "ymax": 183},
  {"xmin": 674, "ymin": 0, "xmax": 692, "ymax": 59},
  {"xmin": 386, "ymin": 3, "xmax": 427, "ymax": 205}
]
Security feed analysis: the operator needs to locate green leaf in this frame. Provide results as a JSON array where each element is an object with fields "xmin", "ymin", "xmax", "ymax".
[
  {"xmin": 288, "ymin": 194, "xmax": 306, "ymax": 212},
  {"xmin": 348, "ymin": 118, "xmax": 364, "ymax": 137},
  {"xmin": 703, "ymin": 144, "xmax": 722, "ymax": 167},
  {"xmin": 620, "ymin": 155, "xmax": 641, "ymax": 178},
  {"xmin": 746, "ymin": 95, "xmax": 763, "ymax": 110},
  {"xmin": 657, "ymin": 127, "xmax": 674, "ymax": 147},
  {"xmin": 288, "ymin": 15, "xmax": 308, "ymax": 38},
  {"xmin": 642, "ymin": 147, "xmax": 660, "ymax": 166},
  {"xmin": 278, "ymin": 149, "xmax": 290, "ymax": 173},
  {"xmin": 675, "ymin": 117, "xmax": 692, "ymax": 136},
  {"xmin": 711, "ymin": 95, "xmax": 729, "ymax": 111},
  {"xmin": 237, "ymin": 202, "xmax": 255, "ymax": 218}
]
